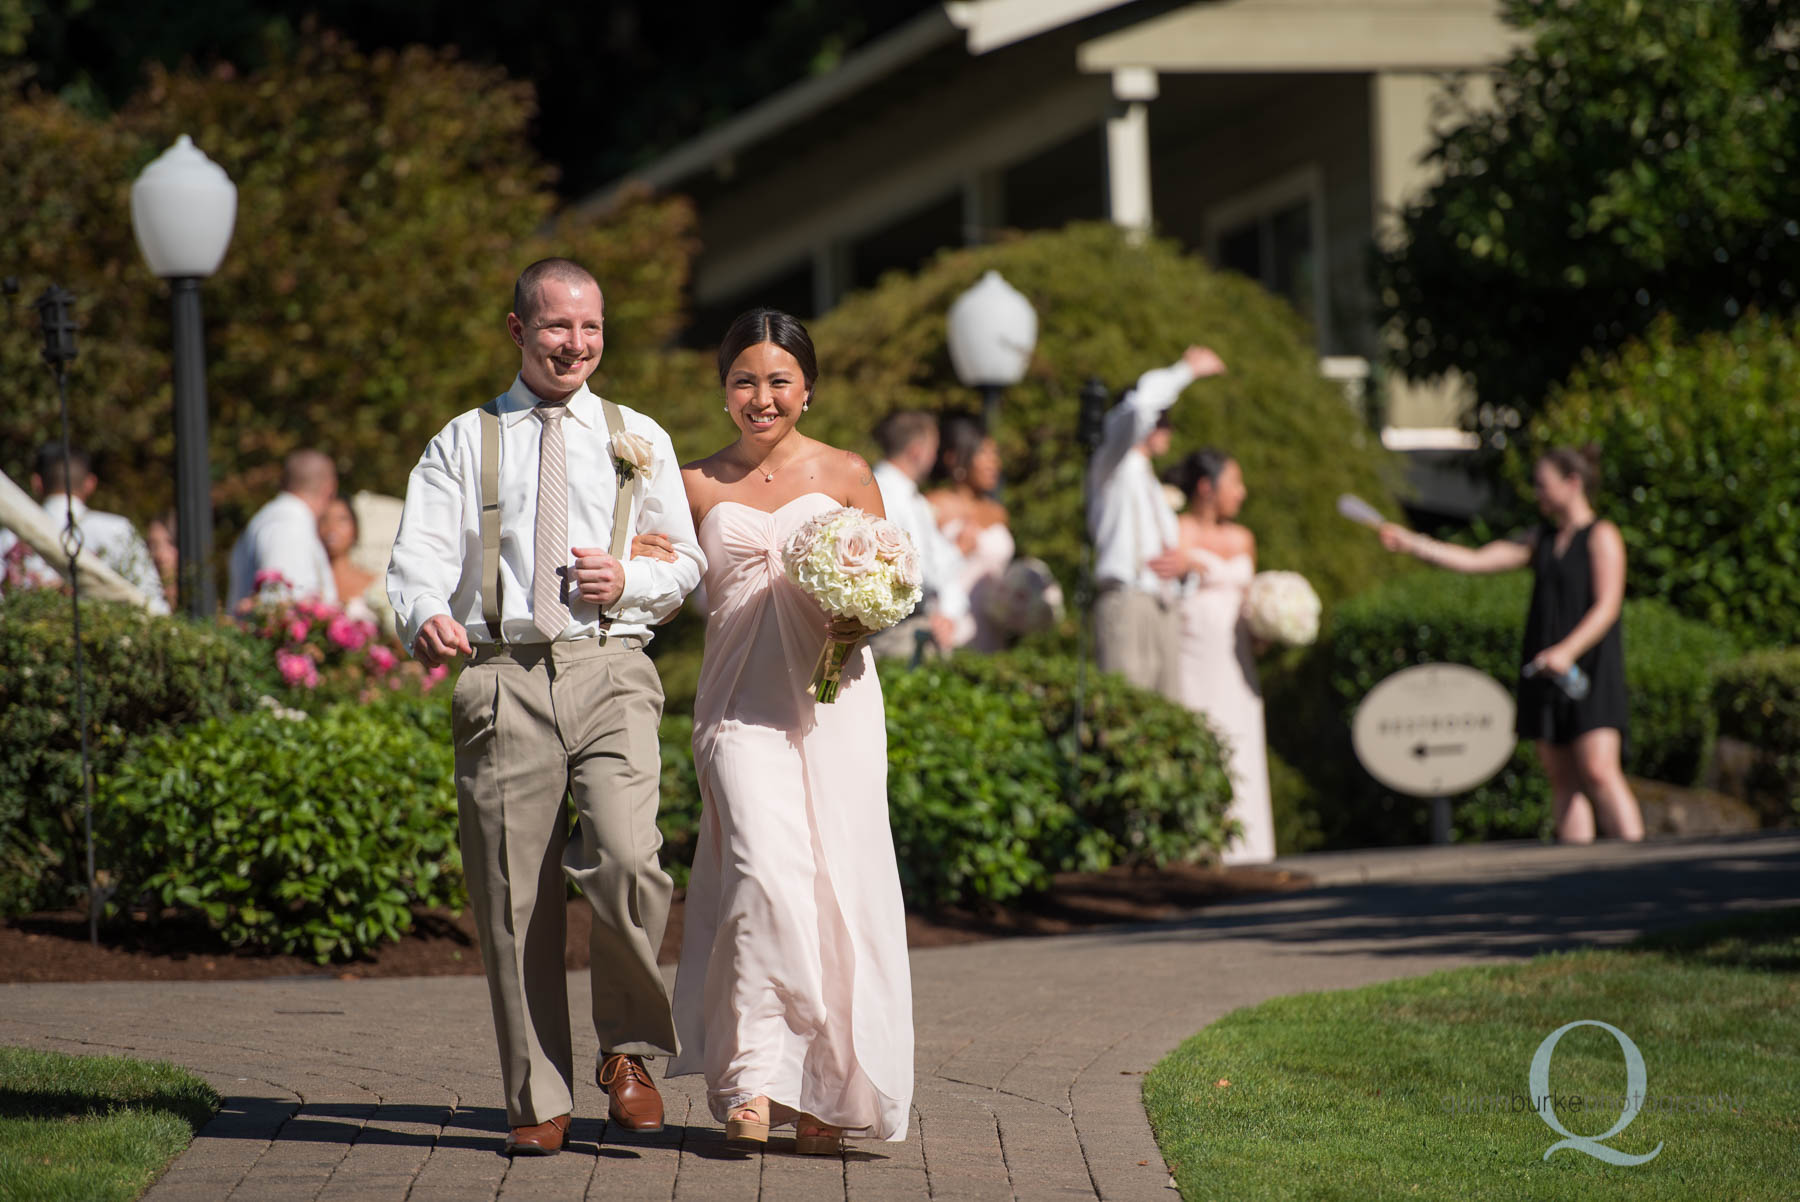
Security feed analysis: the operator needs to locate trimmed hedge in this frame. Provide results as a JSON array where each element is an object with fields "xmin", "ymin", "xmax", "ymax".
[
  {"xmin": 805, "ymin": 222, "xmax": 1407, "ymax": 615},
  {"xmin": 1713, "ymin": 648, "xmax": 1800, "ymax": 824},
  {"xmin": 619, "ymin": 652, "xmax": 1235, "ymax": 911},
  {"xmin": 0, "ymin": 591, "xmax": 280, "ymax": 914},
  {"xmin": 939, "ymin": 651, "xmax": 1236, "ymax": 869},
  {"xmin": 101, "ymin": 693, "xmax": 461, "ymax": 962},
  {"xmin": 1282, "ymin": 570, "xmax": 1737, "ymax": 845}
]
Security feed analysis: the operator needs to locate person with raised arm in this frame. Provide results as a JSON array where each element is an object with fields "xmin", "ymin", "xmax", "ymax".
[{"xmin": 1379, "ymin": 446, "xmax": 1644, "ymax": 843}]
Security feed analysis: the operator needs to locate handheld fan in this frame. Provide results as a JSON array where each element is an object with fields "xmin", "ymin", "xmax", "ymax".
[{"xmin": 1335, "ymin": 493, "xmax": 1385, "ymax": 530}]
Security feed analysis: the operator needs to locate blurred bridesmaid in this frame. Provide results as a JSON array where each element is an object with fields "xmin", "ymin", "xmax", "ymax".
[
  {"xmin": 318, "ymin": 495, "xmax": 380, "ymax": 623},
  {"xmin": 1166, "ymin": 449, "xmax": 1275, "ymax": 865},
  {"xmin": 926, "ymin": 413, "xmax": 1013, "ymax": 650}
]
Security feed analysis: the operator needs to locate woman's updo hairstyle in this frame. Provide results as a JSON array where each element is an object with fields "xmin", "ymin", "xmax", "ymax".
[
  {"xmin": 1164, "ymin": 447, "xmax": 1234, "ymax": 500},
  {"xmin": 933, "ymin": 411, "xmax": 988, "ymax": 484},
  {"xmin": 1538, "ymin": 444, "xmax": 1602, "ymax": 494},
  {"xmin": 716, "ymin": 307, "xmax": 819, "ymax": 401}
]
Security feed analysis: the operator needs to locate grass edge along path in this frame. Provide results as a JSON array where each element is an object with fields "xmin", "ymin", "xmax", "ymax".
[
  {"xmin": 0, "ymin": 1046, "xmax": 220, "ymax": 1202},
  {"xmin": 1144, "ymin": 907, "xmax": 1800, "ymax": 1201}
]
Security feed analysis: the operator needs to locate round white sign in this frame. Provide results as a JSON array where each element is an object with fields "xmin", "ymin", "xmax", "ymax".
[{"xmin": 1351, "ymin": 663, "xmax": 1516, "ymax": 797}]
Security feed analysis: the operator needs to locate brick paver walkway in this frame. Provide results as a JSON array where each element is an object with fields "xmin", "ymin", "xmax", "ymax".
[{"xmin": 4, "ymin": 832, "xmax": 1796, "ymax": 1200}]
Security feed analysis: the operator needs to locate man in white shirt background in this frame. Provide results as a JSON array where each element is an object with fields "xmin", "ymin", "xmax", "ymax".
[
  {"xmin": 226, "ymin": 448, "xmax": 339, "ymax": 610},
  {"xmin": 0, "ymin": 441, "xmax": 169, "ymax": 614},
  {"xmin": 1086, "ymin": 345, "xmax": 1226, "ymax": 699},
  {"xmin": 871, "ymin": 409, "xmax": 968, "ymax": 657},
  {"xmin": 387, "ymin": 257, "xmax": 702, "ymax": 1156}
]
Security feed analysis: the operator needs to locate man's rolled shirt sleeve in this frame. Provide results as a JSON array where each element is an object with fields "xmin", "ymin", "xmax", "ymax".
[{"xmin": 387, "ymin": 423, "xmax": 475, "ymax": 652}]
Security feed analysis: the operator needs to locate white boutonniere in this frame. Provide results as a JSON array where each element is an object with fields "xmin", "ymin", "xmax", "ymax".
[{"xmin": 611, "ymin": 431, "xmax": 655, "ymax": 482}]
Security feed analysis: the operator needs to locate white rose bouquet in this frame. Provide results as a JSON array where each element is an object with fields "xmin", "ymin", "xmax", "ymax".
[
  {"xmin": 782, "ymin": 506, "xmax": 923, "ymax": 702},
  {"xmin": 1243, "ymin": 570, "xmax": 1321, "ymax": 647}
]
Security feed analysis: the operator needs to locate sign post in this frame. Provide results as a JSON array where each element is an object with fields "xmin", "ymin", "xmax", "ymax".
[{"xmin": 1351, "ymin": 663, "xmax": 1516, "ymax": 844}]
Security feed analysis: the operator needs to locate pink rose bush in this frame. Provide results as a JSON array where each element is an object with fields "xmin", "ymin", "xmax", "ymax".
[{"xmin": 236, "ymin": 589, "xmax": 437, "ymax": 702}]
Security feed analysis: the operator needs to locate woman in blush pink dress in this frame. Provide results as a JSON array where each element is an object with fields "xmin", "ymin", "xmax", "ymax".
[
  {"xmin": 660, "ymin": 308, "xmax": 913, "ymax": 1156},
  {"xmin": 1166, "ymin": 448, "xmax": 1275, "ymax": 865},
  {"xmin": 927, "ymin": 413, "xmax": 1014, "ymax": 650}
]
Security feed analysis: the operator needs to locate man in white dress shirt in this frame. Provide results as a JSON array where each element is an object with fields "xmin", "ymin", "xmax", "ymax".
[
  {"xmin": 225, "ymin": 449, "xmax": 339, "ymax": 610},
  {"xmin": 387, "ymin": 258, "xmax": 703, "ymax": 1156},
  {"xmin": 1087, "ymin": 345, "xmax": 1226, "ymax": 699},
  {"xmin": 870, "ymin": 410, "xmax": 967, "ymax": 657},
  {"xmin": 0, "ymin": 442, "xmax": 169, "ymax": 613}
]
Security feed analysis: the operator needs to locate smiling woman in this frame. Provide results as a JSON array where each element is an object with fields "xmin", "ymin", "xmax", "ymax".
[{"xmin": 662, "ymin": 307, "xmax": 914, "ymax": 1155}]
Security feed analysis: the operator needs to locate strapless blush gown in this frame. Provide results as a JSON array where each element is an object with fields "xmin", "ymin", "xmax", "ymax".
[
  {"xmin": 1176, "ymin": 548, "xmax": 1276, "ymax": 865},
  {"xmin": 669, "ymin": 493, "xmax": 914, "ymax": 1141},
  {"xmin": 944, "ymin": 518, "xmax": 1015, "ymax": 650}
]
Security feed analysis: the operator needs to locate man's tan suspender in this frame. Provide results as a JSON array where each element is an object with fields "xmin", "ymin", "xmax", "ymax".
[
  {"xmin": 478, "ymin": 402, "xmax": 504, "ymax": 641},
  {"xmin": 598, "ymin": 398, "xmax": 636, "ymax": 561},
  {"xmin": 476, "ymin": 397, "xmax": 636, "ymax": 644}
]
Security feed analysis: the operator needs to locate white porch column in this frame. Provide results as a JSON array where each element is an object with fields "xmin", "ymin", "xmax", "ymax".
[
  {"xmin": 1104, "ymin": 66, "xmax": 1157, "ymax": 240},
  {"xmin": 961, "ymin": 169, "xmax": 1005, "ymax": 245},
  {"xmin": 811, "ymin": 241, "xmax": 852, "ymax": 316}
]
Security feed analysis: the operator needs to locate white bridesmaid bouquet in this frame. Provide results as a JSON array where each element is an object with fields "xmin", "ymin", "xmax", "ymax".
[
  {"xmin": 782, "ymin": 506, "xmax": 923, "ymax": 702},
  {"xmin": 1243, "ymin": 570, "xmax": 1322, "ymax": 647}
]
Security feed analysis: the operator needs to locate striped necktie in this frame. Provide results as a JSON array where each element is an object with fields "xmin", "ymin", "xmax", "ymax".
[{"xmin": 531, "ymin": 404, "xmax": 572, "ymax": 641}]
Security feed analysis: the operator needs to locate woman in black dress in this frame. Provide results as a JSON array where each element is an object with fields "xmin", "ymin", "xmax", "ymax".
[{"xmin": 1378, "ymin": 447, "xmax": 1645, "ymax": 842}]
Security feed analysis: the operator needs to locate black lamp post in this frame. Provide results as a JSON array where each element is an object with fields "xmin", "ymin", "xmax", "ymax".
[
  {"xmin": 1070, "ymin": 374, "xmax": 1113, "ymax": 790},
  {"xmin": 130, "ymin": 135, "xmax": 238, "ymax": 619}
]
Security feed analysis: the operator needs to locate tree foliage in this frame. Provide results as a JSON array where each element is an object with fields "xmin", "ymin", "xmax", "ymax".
[
  {"xmin": 803, "ymin": 223, "xmax": 1407, "ymax": 610},
  {"xmin": 1379, "ymin": 0, "xmax": 1800, "ymax": 440},
  {"xmin": 1, "ymin": 30, "xmax": 696, "ymax": 571},
  {"xmin": 1519, "ymin": 312, "xmax": 1800, "ymax": 649},
  {"xmin": 4, "ymin": 0, "xmax": 937, "ymax": 196}
]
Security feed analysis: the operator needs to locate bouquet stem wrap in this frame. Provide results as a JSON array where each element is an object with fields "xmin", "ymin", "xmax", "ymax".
[{"xmin": 809, "ymin": 637, "xmax": 860, "ymax": 704}]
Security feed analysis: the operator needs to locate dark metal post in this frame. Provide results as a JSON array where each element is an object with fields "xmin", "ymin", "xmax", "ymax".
[
  {"xmin": 169, "ymin": 277, "xmax": 215, "ymax": 618},
  {"xmin": 1070, "ymin": 375, "xmax": 1112, "ymax": 800},
  {"xmin": 34, "ymin": 285, "xmax": 103, "ymax": 946},
  {"xmin": 979, "ymin": 382, "xmax": 1003, "ymax": 434}
]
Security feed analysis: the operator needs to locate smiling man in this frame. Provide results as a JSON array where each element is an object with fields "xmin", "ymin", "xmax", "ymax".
[{"xmin": 386, "ymin": 257, "xmax": 704, "ymax": 1156}]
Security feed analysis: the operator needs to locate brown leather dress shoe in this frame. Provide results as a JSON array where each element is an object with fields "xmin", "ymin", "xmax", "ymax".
[
  {"xmin": 503, "ymin": 1113, "xmax": 570, "ymax": 1156},
  {"xmin": 597, "ymin": 1053, "xmax": 664, "ymax": 1131}
]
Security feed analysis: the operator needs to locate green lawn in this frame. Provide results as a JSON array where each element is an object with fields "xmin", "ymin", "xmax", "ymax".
[
  {"xmin": 0, "ymin": 1047, "xmax": 218, "ymax": 1202},
  {"xmin": 1144, "ymin": 907, "xmax": 1800, "ymax": 1201}
]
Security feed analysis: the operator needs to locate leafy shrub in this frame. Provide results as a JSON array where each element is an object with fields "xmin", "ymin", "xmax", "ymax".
[
  {"xmin": 881, "ymin": 659, "xmax": 1073, "ymax": 908},
  {"xmin": 804, "ymin": 223, "xmax": 1406, "ymax": 613},
  {"xmin": 937, "ymin": 650, "xmax": 1237, "ymax": 869},
  {"xmin": 0, "ymin": 31, "xmax": 697, "ymax": 556},
  {"xmin": 101, "ymin": 693, "xmax": 461, "ymax": 963},
  {"xmin": 1522, "ymin": 313, "xmax": 1800, "ymax": 649},
  {"xmin": 1713, "ymin": 648, "xmax": 1800, "ymax": 824},
  {"xmin": 1378, "ymin": 0, "xmax": 1800, "ymax": 438},
  {"xmin": 0, "ymin": 591, "xmax": 280, "ymax": 914},
  {"xmin": 1302, "ymin": 570, "xmax": 1737, "ymax": 844},
  {"xmin": 660, "ymin": 651, "xmax": 1232, "ymax": 911},
  {"xmin": 657, "ymin": 712, "xmax": 702, "ymax": 890}
]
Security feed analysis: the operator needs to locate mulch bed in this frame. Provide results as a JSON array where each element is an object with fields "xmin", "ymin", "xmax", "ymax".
[{"xmin": 1, "ymin": 863, "xmax": 1311, "ymax": 985}]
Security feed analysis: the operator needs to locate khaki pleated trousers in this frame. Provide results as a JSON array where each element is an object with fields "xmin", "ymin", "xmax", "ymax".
[
  {"xmin": 1093, "ymin": 585, "xmax": 1182, "ymax": 702},
  {"xmin": 450, "ymin": 637, "xmax": 676, "ymax": 1127}
]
